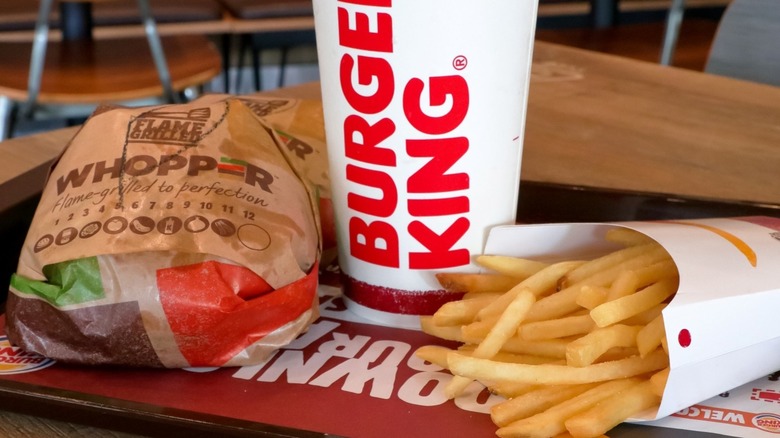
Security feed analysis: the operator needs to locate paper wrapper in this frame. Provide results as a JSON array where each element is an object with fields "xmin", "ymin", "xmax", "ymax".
[
  {"xmin": 194, "ymin": 94, "xmax": 336, "ymax": 256},
  {"xmin": 484, "ymin": 216, "xmax": 780, "ymax": 420},
  {"xmin": 5, "ymin": 98, "xmax": 321, "ymax": 368}
]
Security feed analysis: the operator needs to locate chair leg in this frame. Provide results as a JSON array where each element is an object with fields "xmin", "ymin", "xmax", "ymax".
[
  {"xmin": 660, "ymin": 0, "xmax": 686, "ymax": 65},
  {"xmin": 278, "ymin": 47, "xmax": 290, "ymax": 89},
  {"xmin": 24, "ymin": 0, "xmax": 55, "ymax": 117},
  {"xmin": 252, "ymin": 44, "xmax": 261, "ymax": 92},
  {"xmin": 220, "ymin": 34, "xmax": 232, "ymax": 94},
  {"xmin": 135, "ymin": 0, "xmax": 178, "ymax": 103},
  {"xmin": 0, "ymin": 96, "xmax": 16, "ymax": 141},
  {"xmin": 235, "ymin": 34, "xmax": 251, "ymax": 93}
]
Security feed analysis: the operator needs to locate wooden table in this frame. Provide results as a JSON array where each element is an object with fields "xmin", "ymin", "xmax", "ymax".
[
  {"xmin": 5, "ymin": 41, "xmax": 780, "ymax": 215},
  {"xmin": 2, "ymin": 40, "xmax": 780, "ymax": 436}
]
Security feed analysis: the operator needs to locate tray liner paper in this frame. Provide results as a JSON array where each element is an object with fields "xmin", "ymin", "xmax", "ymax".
[
  {"xmin": 485, "ymin": 216, "xmax": 780, "ymax": 420},
  {"xmin": 5, "ymin": 96, "xmax": 325, "ymax": 368}
]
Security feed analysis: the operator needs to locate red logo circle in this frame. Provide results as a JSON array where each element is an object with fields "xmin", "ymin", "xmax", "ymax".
[
  {"xmin": 678, "ymin": 328, "xmax": 692, "ymax": 348},
  {"xmin": 452, "ymin": 55, "xmax": 468, "ymax": 71}
]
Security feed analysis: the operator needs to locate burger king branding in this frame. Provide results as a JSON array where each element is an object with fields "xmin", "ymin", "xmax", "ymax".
[
  {"xmin": 754, "ymin": 413, "xmax": 780, "ymax": 433},
  {"xmin": 316, "ymin": 0, "xmax": 537, "ymax": 324},
  {"xmin": 0, "ymin": 336, "xmax": 55, "ymax": 374},
  {"xmin": 335, "ymin": 0, "xmax": 472, "ymax": 273}
]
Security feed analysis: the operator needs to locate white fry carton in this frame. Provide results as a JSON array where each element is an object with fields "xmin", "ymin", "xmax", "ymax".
[{"xmin": 484, "ymin": 216, "xmax": 780, "ymax": 420}]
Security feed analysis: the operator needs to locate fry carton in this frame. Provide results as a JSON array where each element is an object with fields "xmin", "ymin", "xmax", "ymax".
[{"xmin": 483, "ymin": 216, "xmax": 780, "ymax": 420}]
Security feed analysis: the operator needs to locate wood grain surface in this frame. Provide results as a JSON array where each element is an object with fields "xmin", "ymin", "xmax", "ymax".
[{"xmin": 0, "ymin": 409, "xmax": 145, "ymax": 438}]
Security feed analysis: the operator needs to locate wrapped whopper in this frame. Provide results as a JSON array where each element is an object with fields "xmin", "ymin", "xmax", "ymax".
[{"xmin": 5, "ymin": 98, "xmax": 321, "ymax": 368}]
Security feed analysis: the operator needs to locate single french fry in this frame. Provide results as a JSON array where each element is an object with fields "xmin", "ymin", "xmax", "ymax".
[
  {"xmin": 435, "ymin": 272, "xmax": 519, "ymax": 293},
  {"xmin": 491, "ymin": 352, "xmax": 560, "ymax": 365},
  {"xmin": 566, "ymin": 324, "xmax": 642, "ymax": 367},
  {"xmin": 606, "ymin": 260, "xmax": 678, "ymax": 304},
  {"xmin": 596, "ymin": 347, "xmax": 639, "ymax": 363},
  {"xmin": 489, "ymin": 382, "xmax": 540, "ymax": 399},
  {"xmin": 622, "ymin": 303, "xmax": 666, "ymax": 326},
  {"xmin": 446, "ymin": 290, "xmax": 536, "ymax": 398},
  {"xmin": 420, "ymin": 316, "xmax": 464, "ymax": 342},
  {"xmin": 473, "ymin": 290, "xmax": 537, "ymax": 358},
  {"xmin": 607, "ymin": 270, "xmax": 640, "ymax": 300},
  {"xmin": 559, "ymin": 243, "xmax": 661, "ymax": 288},
  {"xmin": 462, "ymin": 317, "xmax": 498, "ymax": 341},
  {"xmin": 590, "ymin": 278, "xmax": 677, "ymax": 328},
  {"xmin": 632, "ymin": 259, "xmax": 678, "ymax": 288},
  {"xmin": 414, "ymin": 345, "xmax": 452, "ymax": 368},
  {"xmin": 496, "ymin": 378, "xmax": 641, "ymax": 438},
  {"xmin": 519, "ymin": 314, "xmax": 596, "ymax": 341},
  {"xmin": 448, "ymin": 349, "xmax": 668, "ymax": 386},
  {"xmin": 605, "ymin": 228, "xmax": 656, "ymax": 247},
  {"xmin": 576, "ymin": 285, "xmax": 609, "ymax": 310},
  {"xmin": 476, "ymin": 255, "xmax": 549, "ymax": 279},
  {"xmin": 478, "ymin": 261, "xmax": 585, "ymax": 321},
  {"xmin": 553, "ymin": 433, "xmax": 607, "ymax": 438},
  {"xmin": 432, "ymin": 293, "xmax": 501, "ymax": 326},
  {"xmin": 491, "ymin": 383, "xmax": 598, "ymax": 427},
  {"xmin": 490, "ymin": 337, "xmax": 570, "ymax": 359},
  {"xmin": 650, "ymin": 367, "xmax": 670, "ymax": 397},
  {"xmin": 528, "ymin": 246, "xmax": 672, "ymax": 322},
  {"xmin": 637, "ymin": 314, "xmax": 666, "ymax": 357},
  {"xmin": 564, "ymin": 380, "xmax": 661, "ymax": 438}
]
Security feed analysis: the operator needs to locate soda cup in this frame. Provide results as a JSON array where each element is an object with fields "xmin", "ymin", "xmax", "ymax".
[{"xmin": 313, "ymin": 0, "xmax": 539, "ymax": 328}]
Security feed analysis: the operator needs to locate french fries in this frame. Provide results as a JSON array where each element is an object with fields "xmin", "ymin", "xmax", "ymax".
[{"xmin": 416, "ymin": 228, "xmax": 678, "ymax": 438}]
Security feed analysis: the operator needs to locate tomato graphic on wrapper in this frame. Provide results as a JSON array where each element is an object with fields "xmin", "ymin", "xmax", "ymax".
[{"xmin": 104, "ymin": 217, "xmax": 128, "ymax": 234}]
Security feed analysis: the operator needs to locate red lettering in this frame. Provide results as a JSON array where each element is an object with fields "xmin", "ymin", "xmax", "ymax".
[
  {"xmin": 406, "ymin": 137, "xmax": 469, "ymax": 193},
  {"xmin": 403, "ymin": 75, "xmax": 469, "ymax": 135},
  {"xmin": 408, "ymin": 218, "xmax": 470, "ymax": 269},
  {"xmin": 408, "ymin": 197, "xmax": 469, "ymax": 217},
  {"xmin": 349, "ymin": 217, "xmax": 399, "ymax": 267},
  {"xmin": 340, "ymin": 55, "xmax": 395, "ymax": 114},
  {"xmin": 346, "ymin": 165, "xmax": 397, "ymax": 217},
  {"xmin": 0, "ymin": 347, "xmax": 19, "ymax": 357},
  {"xmin": 337, "ymin": 7, "xmax": 393, "ymax": 52},
  {"xmin": 344, "ymin": 115, "xmax": 396, "ymax": 166},
  {"xmin": 339, "ymin": 0, "xmax": 392, "ymax": 6}
]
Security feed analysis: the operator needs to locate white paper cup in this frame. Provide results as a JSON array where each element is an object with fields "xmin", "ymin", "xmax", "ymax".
[{"xmin": 314, "ymin": 0, "xmax": 539, "ymax": 328}]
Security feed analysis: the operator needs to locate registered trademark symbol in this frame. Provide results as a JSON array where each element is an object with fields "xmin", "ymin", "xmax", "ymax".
[{"xmin": 452, "ymin": 55, "xmax": 468, "ymax": 71}]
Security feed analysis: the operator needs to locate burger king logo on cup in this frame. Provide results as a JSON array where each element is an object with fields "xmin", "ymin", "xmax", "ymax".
[
  {"xmin": 0, "ymin": 336, "xmax": 55, "ymax": 374},
  {"xmin": 753, "ymin": 413, "xmax": 780, "ymax": 433}
]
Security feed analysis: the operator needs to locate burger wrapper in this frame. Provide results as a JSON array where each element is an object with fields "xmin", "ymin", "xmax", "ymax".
[
  {"xmin": 484, "ymin": 216, "xmax": 780, "ymax": 420},
  {"xmin": 194, "ymin": 94, "xmax": 336, "ymax": 258},
  {"xmin": 5, "ymin": 98, "xmax": 321, "ymax": 368}
]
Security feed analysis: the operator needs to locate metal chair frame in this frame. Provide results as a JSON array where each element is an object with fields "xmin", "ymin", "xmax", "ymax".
[{"xmin": 25, "ymin": 0, "xmax": 178, "ymax": 118}]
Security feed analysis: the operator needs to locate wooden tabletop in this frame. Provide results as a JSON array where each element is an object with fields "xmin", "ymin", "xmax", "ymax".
[
  {"xmin": 524, "ymin": 42, "xmax": 780, "ymax": 208},
  {"xmin": 2, "ymin": 40, "xmax": 780, "ymax": 436},
  {"xmin": 5, "ymin": 41, "xmax": 780, "ymax": 214}
]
